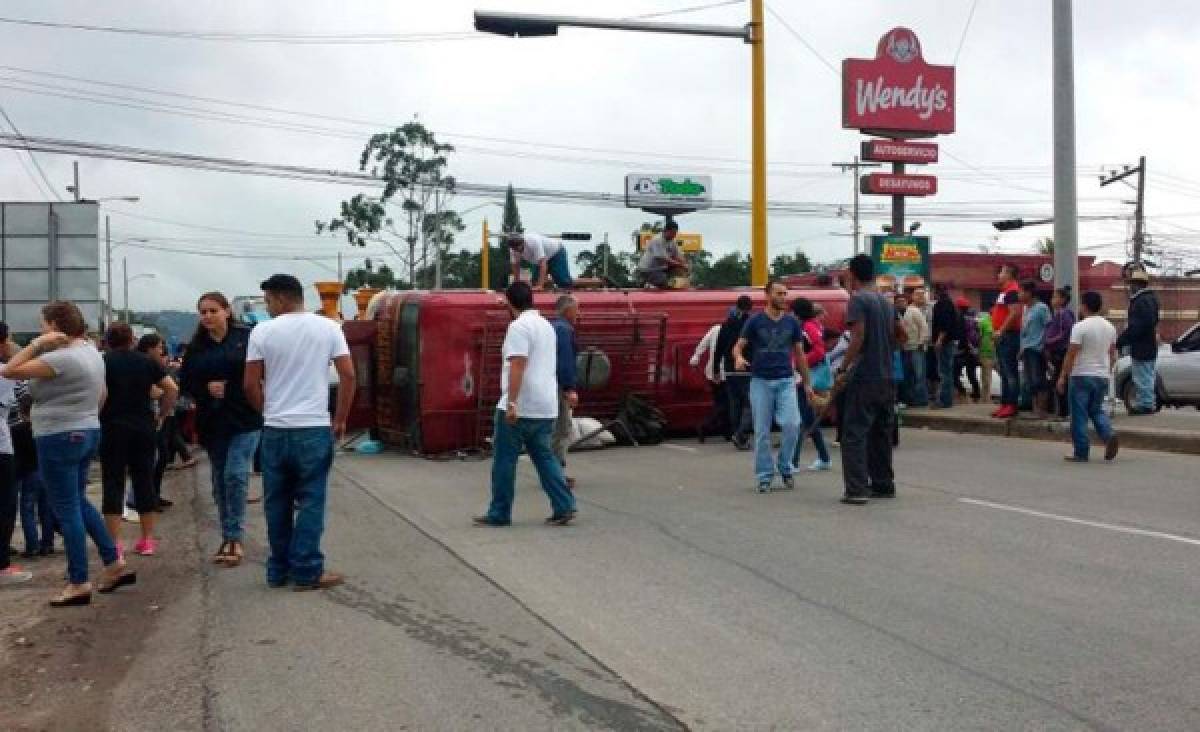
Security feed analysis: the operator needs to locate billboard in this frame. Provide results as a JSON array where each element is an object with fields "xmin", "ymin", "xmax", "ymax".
[
  {"xmin": 1, "ymin": 202, "xmax": 100, "ymax": 335},
  {"xmin": 842, "ymin": 27, "xmax": 955, "ymax": 136},
  {"xmin": 625, "ymin": 174, "xmax": 713, "ymax": 213},
  {"xmin": 870, "ymin": 235, "xmax": 930, "ymax": 288}
]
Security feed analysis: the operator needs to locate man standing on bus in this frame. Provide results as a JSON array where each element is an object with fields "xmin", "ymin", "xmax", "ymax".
[{"xmin": 507, "ymin": 232, "xmax": 574, "ymax": 290}]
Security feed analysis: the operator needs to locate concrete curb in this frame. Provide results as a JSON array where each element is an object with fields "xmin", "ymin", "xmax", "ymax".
[{"xmin": 902, "ymin": 411, "xmax": 1200, "ymax": 456}]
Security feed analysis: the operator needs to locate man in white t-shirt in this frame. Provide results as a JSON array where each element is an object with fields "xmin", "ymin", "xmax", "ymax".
[
  {"xmin": 244, "ymin": 274, "xmax": 355, "ymax": 590},
  {"xmin": 507, "ymin": 232, "xmax": 574, "ymax": 290},
  {"xmin": 1056, "ymin": 290, "xmax": 1118, "ymax": 463},
  {"xmin": 474, "ymin": 282, "xmax": 577, "ymax": 527}
]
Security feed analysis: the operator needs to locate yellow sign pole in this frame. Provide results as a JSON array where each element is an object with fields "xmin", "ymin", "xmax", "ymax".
[
  {"xmin": 749, "ymin": 0, "xmax": 768, "ymax": 287},
  {"xmin": 481, "ymin": 218, "xmax": 490, "ymax": 289}
]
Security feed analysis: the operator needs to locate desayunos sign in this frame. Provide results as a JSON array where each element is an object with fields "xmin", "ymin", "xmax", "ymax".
[
  {"xmin": 625, "ymin": 174, "xmax": 713, "ymax": 211},
  {"xmin": 842, "ymin": 27, "xmax": 955, "ymax": 136}
]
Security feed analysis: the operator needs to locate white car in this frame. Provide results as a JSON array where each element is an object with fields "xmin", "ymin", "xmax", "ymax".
[{"xmin": 1114, "ymin": 323, "xmax": 1200, "ymax": 411}]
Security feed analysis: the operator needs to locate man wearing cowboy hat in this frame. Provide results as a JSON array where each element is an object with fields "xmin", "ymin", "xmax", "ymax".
[
  {"xmin": 1116, "ymin": 267, "xmax": 1160, "ymax": 414},
  {"xmin": 506, "ymin": 232, "xmax": 574, "ymax": 290}
]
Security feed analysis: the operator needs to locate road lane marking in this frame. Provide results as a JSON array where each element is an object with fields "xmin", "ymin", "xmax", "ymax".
[
  {"xmin": 659, "ymin": 443, "xmax": 700, "ymax": 454},
  {"xmin": 960, "ymin": 498, "xmax": 1200, "ymax": 547}
]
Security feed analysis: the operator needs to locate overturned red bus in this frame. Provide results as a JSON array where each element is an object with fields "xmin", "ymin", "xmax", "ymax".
[{"xmin": 343, "ymin": 288, "xmax": 848, "ymax": 455}]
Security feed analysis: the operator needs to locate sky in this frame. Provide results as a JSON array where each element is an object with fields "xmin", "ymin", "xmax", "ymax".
[{"xmin": 1, "ymin": 0, "xmax": 1199, "ymax": 312}]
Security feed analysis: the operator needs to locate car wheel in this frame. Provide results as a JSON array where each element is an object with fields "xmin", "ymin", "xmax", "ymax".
[{"xmin": 1121, "ymin": 380, "xmax": 1137, "ymax": 413}]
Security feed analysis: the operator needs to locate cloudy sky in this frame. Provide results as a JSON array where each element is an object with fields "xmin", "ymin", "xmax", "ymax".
[{"xmin": 1, "ymin": 0, "xmax": 1199, "ymax": 312}]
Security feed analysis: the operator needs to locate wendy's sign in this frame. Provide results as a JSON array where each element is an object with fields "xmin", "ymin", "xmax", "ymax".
[
  {"xmin": 860, "ymin": 173, "xmax": 938, "ymax": 196},
  {"xmin": 842, "ymin": 27, "xmax": 955, "ymax": 136}
]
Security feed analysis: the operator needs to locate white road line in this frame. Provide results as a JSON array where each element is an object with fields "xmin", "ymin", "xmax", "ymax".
[
  {"xmin": 960, "ymin": 498, "xmax": 1200, "ymax": 547},
  {"xmin": 659, "ymin": 443, "xmax": 700, "ymax": 454}
]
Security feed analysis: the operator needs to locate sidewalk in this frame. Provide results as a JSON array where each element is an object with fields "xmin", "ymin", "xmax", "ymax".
[{"xmin": 901, "ymin": 402, "xmax": 1200, "ymax": 456}]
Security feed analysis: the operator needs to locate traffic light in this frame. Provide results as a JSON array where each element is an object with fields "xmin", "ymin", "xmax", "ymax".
[
  {"xmin": 992, "ymin": 219, "xmax": 1025, "ymax": 231},
  {"xmin": 560, "ymin": 232, "xmax": 592, "ymax": 241}
]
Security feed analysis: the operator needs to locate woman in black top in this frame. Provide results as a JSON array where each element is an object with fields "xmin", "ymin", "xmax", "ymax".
[
  {"xmin": 101, "ymin": 324, "xmax": 179, "ymax": 558},
  {"xmin": 180, "ymin": 292, "xmax": 263, "ymax": 567}
]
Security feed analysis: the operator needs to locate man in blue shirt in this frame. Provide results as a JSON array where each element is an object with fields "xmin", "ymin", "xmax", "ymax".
[
  {"xmin": 732, "ymin": 280, "xmax": 813, "ymax": 493},
  {"xmin": 550, "ymin": 295, "xmax": 580, "ymax": 490},
  {"xmin": 1018, "ymin": 280, "xmax": 1052, "ymax": 417}
]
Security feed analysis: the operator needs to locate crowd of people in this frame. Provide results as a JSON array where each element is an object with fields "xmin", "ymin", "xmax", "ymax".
[{"xmin": 0, "ymin": 273, "xmax": 356, "ymax": 604}]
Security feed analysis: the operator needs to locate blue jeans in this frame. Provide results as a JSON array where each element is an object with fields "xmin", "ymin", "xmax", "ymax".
[
  {"xmin": 795, "ymin": 386, "xmax": 830, "ymax": 464},
  {"xmin": 206, "ymin": 430, "xmax": 261, "ymax": 542},
  {"xmin": 1131, "ymin": 359, "xmax": 1156, "ymax": 411},
  {"xmin": 901, "ymin": 349, "xmax": 928, "ymax": 407},
  {"xmin": 527, "ymin": 249, "xmax": 574, "ymax": 288},
  {"xmin": 936, "ymin": 341, "xmax": 958, "ymax": 407},
  {"xmin": 260, "ymin": 427, "xmax": 334, "ymax": 585},
  {"xmin": 996, "ymin": 333, "xmax": 1020, "ymax": 407},
  {"xmin": 486, "ymin": 411, "xmax": 575, "ymax": 523},
  {"xmin": 1068, "ymin": 376, "xmax": 1114, "ymax": 460},
  {"xmin": 18, "ymin": 470, "xmax": 56, "ymax": 553},
  {"xmin": 1021, "ymin": 349, "xmax": 1048, "ymax": 404},
  {"xmin": 725, "ymin": 373, "xmax": 753, "ymax": 443},
  {"xmin": 749, "ymin": 377, "xmax": 801, "ymax": 484},
  {"xmin": 36, "ymin": 429, "xmax": 118, "ymax": 584}
]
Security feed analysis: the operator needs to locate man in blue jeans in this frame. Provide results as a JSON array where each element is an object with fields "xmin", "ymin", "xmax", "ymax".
[
  {"xmin": 244, "ymin": 274, "xmax": 356, "ymax": 591},
  {"xmin": 1115, "ymin": 268, "xmax": 1160, "ymax": 414},
  {"xmin": 731, "ymin": 279, "xmax": 813, "ymax": 494},
  {"xmin": 990, "ymin": 263, "xmax": 1024, "ymax": 419},
  {"xmin": 1056, "ymin": 291, "xmax": 1119, "ymax": 462},
  {"xmin": 475, "ymin": 282, "xmax": 576, "ymax": 527}
]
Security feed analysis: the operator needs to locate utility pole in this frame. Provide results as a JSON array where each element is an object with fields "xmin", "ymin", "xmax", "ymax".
[
  {"xmin": 602, "ymin": 232, "xmax": 610, "ymax": 280},
  {"xmin": 105, "ymin": 215, "xmax": 112, "ymax": 326},
  {"xmin": 337, "ymin": 251, "xmax": 343, "ymax": 283},
  {"xmin": 832, "ymin": 156, "xmax": 882, "ymax": 255},
  {"xmin": 749, "ymin": 0, "xmax": 768, "ymax": 287},
  {"xmin": 1052, "ymin": 0, "xmax": 1080, "ymax": 311},
  {"xmin": 122, "ymin": 256, "xmax": 129, "ymax": 323},
  {"xmin": 1100, "ymin": 155, "xmax": 1146, "ymax": 266},
  {"xmin": 481, "ymin": 219, "xmax": 490, "ymax": 289},
  {"xmin": 72, "ymin": 161, "xmax": 80, "ymax": 202}
]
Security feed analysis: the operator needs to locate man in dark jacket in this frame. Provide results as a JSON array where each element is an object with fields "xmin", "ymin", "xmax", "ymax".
[
  {"xmin": 551, "ymin": 295, "xmax": 580, "ymax": 488},
  {"xmin": 930, "ymin": 283, "xmax": 964, "ymax": 408},
  {"xmin": 716, "ymin": 295, "xmax": 754, "ymax": 448},
  {"xmin": 1116, "ymin": 268, "xmax": 1160, "ymax": 414}
]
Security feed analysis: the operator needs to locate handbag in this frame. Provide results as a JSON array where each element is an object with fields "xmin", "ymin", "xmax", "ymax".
[{"xmin": 810, "ymin": 355, "xmax": 834, "ymax": 392}]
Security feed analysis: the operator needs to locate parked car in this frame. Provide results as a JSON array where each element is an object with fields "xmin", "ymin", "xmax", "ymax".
[{"xmin": 1114, "ymin": 323, "xmax": 1200, "ymax": 411}]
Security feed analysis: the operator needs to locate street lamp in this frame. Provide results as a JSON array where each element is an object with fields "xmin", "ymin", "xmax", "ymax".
[
  {"xmin": 473, "ymin": 5, "xmax": 770, "ymax": 286},
  {"xmin": 122, "ymin": 258, "xmax": 156, "ymax": 323}
]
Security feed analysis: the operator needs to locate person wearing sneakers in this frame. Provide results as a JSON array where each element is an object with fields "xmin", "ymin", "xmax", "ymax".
[
  {"xmin": 2, "ymin": 301, "xmax": 137, "ymax": 606},
  {"xmin": 731, "ymin": 279, "xmax": 813, "ymax": 494},
  {"xmin": 791, "ymin": 297, "xmax": 832, "ymax": 472},
  {"xmin": 990, "ymin": 263, "xmax": 1024, "ymax": 419},
  {"xmin": 99, "ymin": 324, "xmax": 178, "ymax": 559},
  {"xmin": 0, "ymin": 349, "xmax": 30, "ymax": 587},
  {"xmin": 474, "ymin": 282, "xmax": 577, "ymax": 527},
  {"xmin": 244, "ymin": 275, "xmax": 355, "ymax": 591},
  {"xmin": 1057, "ymin": 291, "xmax": 1120, "ymax": 463}
]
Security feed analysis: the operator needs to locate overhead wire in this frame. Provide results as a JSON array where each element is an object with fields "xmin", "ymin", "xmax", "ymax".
[
  {"xmin": 0, "ymin": 103, "xmax": 61, "ymax": 199},
  {"xmin": 953, "ymin": 0, "xmax": 981, "ymax": 65}
]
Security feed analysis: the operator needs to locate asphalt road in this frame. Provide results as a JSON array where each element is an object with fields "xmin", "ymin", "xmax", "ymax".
[{"xmin": 121, "ymin": 430, "xmax": 1200, "ymax": 730}]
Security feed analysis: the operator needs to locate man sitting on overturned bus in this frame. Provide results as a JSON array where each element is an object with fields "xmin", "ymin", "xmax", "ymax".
[
  {"xmin": 507, "ymin": 232, "xmax": 574, "ymax": 290},
  {"xmin": 636, "ymin": 220, "xmax": 690, "ymax": 289}
]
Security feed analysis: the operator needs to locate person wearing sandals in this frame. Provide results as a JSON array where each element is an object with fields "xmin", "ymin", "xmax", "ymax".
[
  {"xmin": 1, "ymin": 301, "xmax": 137, "ymax": 606},
  {"xmin": 101, "ymin": 325, "xmax": 178, "ymax": 558},
  {"xmin": 180, "ymin": 292, "xmax": 263, "ymax": 568}
]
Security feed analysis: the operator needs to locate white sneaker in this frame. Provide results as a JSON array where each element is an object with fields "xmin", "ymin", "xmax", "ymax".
[
  {"xmin": 808, "ymin": 459, "xmax": 832, "ymax": 471},
  {"xmin": 122, "ymin": 507, "xmax": 141, "ymax": 524},
  {"xmin": 0, "ymin": 566, "xmax": 33, "ymax": 586}
]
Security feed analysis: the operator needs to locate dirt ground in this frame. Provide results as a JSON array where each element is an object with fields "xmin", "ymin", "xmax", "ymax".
[{"xmin": 0, "ymin": 466, "xmax": 204, "ymax": 732}]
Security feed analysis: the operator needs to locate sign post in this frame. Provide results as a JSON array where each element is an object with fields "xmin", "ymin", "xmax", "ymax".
[{"xmin": 842, "ymin": 27, "xmax": 955, "ymax": 242}]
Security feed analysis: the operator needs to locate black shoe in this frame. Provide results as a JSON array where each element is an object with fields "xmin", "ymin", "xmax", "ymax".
[
  {"xmin": 472, "ymin": 515, "xmax": 512, "ymax": 527},
  {"xmin": 268, "ymin": 578, "xmax": 289, "ymax": 589},
  {"xmin": 20, "ymin": 549, "xmax": 37, "ymax": 559},
  {"xmin": 1104, "ymin": 435, "xmax": 1119, "ymax": 461},
  {"xmin": 840, "ymin": 495, "xmax": 869, "ymax": 505},
  {"xmin": 1127, "ymin": 408, "xmax": 1155, "ymax": 416},
  {"xmin": 158, "ymin": 498, "xmax": 174, "ymax": 509},
  {"xmin": 545, "ymin": 511, "xmax": 577, "ymax": 526},
  {"xmin": 780, "ymin": 475, "xmax": 795, "ymax": 491},
  {"xmin": 38, "ymin": 546, "xmax": 55, "ymax": 557},
  {"xmin": 870, "ymin": 490, "xmax": 896, "ymax": 499}
]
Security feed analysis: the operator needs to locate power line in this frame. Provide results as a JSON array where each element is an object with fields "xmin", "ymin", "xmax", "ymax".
[
  {"xmin": 629, "ymin": 0, "xmax": 743, "ymax": 21},
  {"xmin": 0, "ymin": 103, "xmax": 61, "ymax": 199},
  {"xmin": 954, "ymin": 0, "xmax": 981, "ymax": 65},
  {"xmin": 764, "ymin": 5, "xmax": 839, "ymax": 75},
  {"xmin": 0, "ymin": 16, "xmax": 482, "ymax": 45}
]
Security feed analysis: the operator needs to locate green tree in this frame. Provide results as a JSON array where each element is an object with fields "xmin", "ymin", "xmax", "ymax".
[
  {"xmin": 343, "ymin": 258, "xmax": 403, "ymax": 293},
  {"xmin": 1035, "ymin": 237, "xmax": 1055, "ymax": 255},
  {"xmin": 317, "ymin": 119, "xmax": 461, "ymax": 289},
  {"xmin": 695, "ymin": 251, "xmax": 751, "ymax": 288},
  {"xmin": 770, "ymin": 249, "xmax": 813, "ymax": 278},
  {"xmin": 576, "ymin": 240, "xmax": 634, "ymax": 286},
  {"xmin": 501, "ymin": 184, "xmax": 523, "ymax": 235}
]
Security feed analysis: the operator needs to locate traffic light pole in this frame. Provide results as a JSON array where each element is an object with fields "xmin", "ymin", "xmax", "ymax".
[{"xmin": 1052, "ymin": 0, "xmax": 1080, "ymax": 310}]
